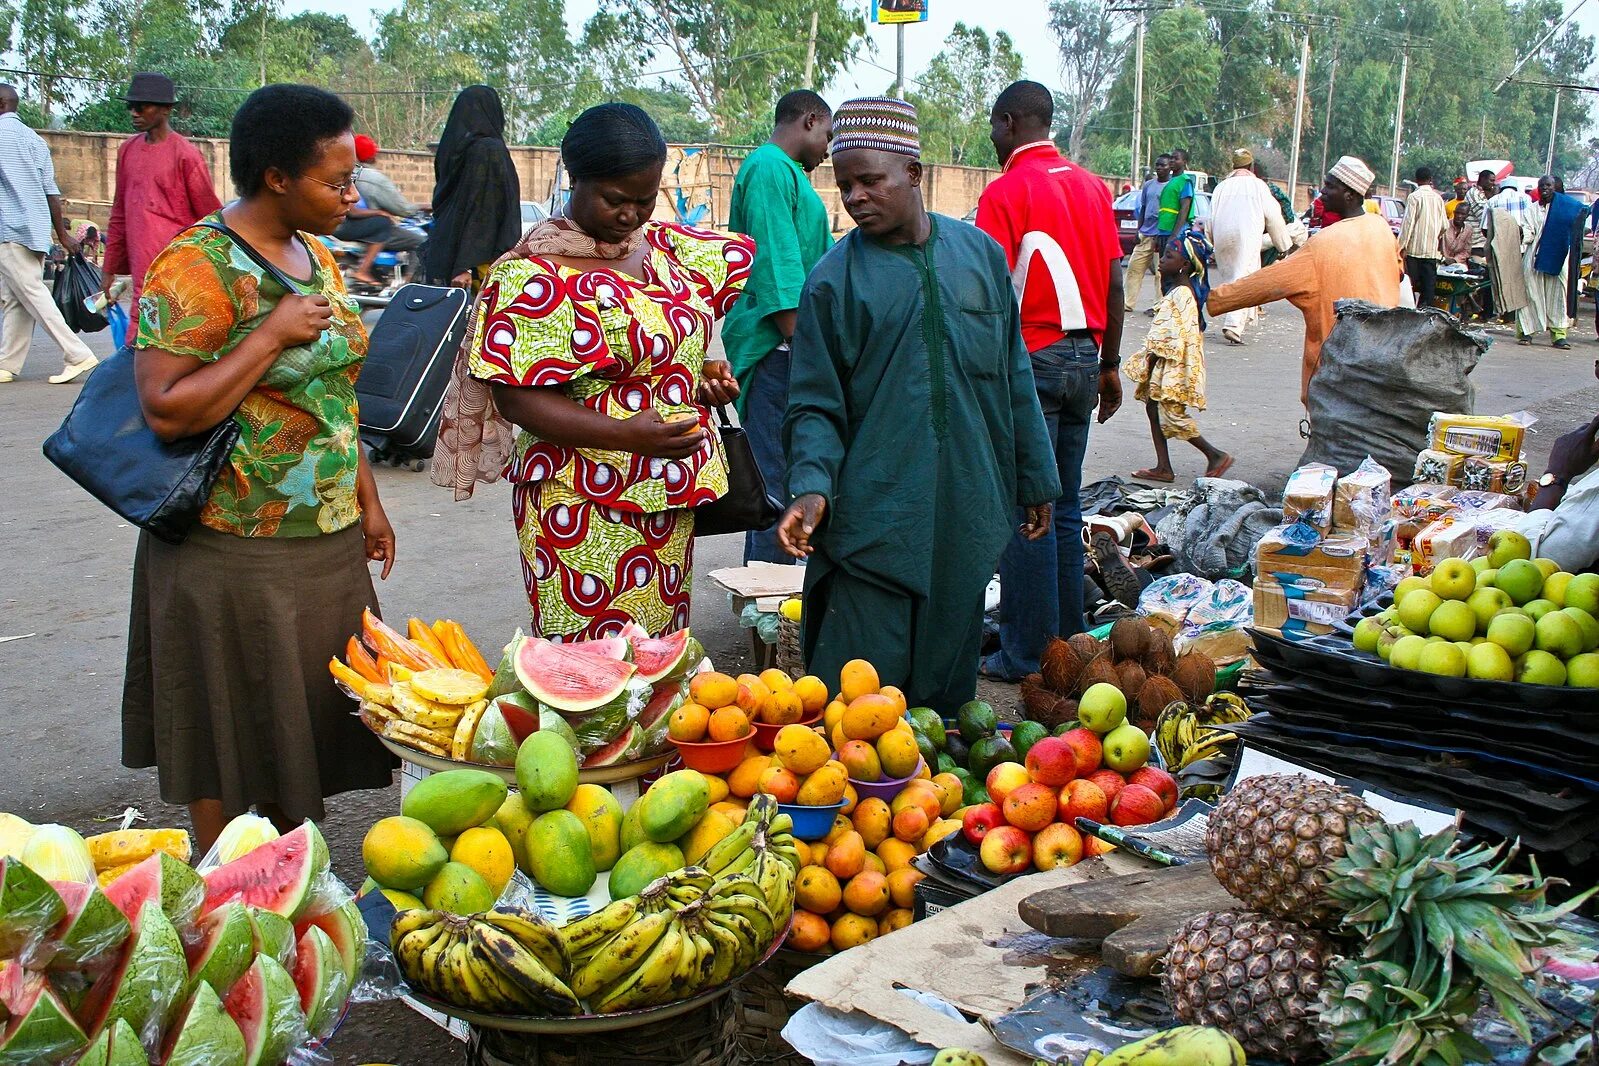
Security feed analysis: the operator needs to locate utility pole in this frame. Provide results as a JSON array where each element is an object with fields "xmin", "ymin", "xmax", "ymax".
[
  {"xmin": 1288, "ymin": 31, "xmax": 1310, "ymax": 208},
  {"xmin": 895, "ymin": 24, "xmax": 906, "ymax": 98},
  {"xmin": 804, "ymin": 9, "xmax": 819, "ymax": 87},
  {"xmin": 1319, "ymin": 37, "xmax": 1340, "ymax": 182},
  {"xmin": 1389, "ymin": 46, "xmax": 1410, "ymax": 195},
  {"xmin": 1130, "ymin": 12, "xmax": 1145, "ymax": 183},
  {"xmin": 1546, "ymin": 88, "xmax": 1561, "ymax": 173}
]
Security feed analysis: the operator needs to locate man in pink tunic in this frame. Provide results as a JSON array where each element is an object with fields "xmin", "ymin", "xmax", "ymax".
[{"xmin": 101, "ymin": 73, "xmax": 222, "ymax": 321}]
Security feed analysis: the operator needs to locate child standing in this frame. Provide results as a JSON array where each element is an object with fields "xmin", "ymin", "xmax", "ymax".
[{"xmin": 1125, "ymin": 229, "xmax": 1234, "ymax": 483}]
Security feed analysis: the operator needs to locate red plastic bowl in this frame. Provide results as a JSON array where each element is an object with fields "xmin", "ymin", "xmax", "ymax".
[
  {"xmin": 848, "ymin": 759, "xmax": 927, "ymax": 804},
  {"xmin": 751, "ymin": 710, "xmax": 824, "ymax": 752},
  {"xmin": 668, "ymin": 733, "xmax": 750, "ymax": 774}
]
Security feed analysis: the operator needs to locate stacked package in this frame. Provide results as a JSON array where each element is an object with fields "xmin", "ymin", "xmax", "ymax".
[
  {"xmin": 1412, "ymin": 412, "xmax": 1532, "ymax": 493},
  {"xmin": 1254, "ymin": 458, "xmax": 1396, "ymax": 639},
  {"xmin": 1399, "ymin": 412, "xmax": 1533, "ymax": 573}
]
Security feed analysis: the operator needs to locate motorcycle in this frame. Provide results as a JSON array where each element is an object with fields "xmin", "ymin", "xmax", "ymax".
[{"xmin": 321, "ymin": 213, "xmax": 431, "ymax": 307}]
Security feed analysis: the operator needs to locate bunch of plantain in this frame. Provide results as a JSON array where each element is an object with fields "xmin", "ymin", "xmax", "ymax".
[
  {"xmin": 391, "ymin": 906, "xmax": 582, "ymax": 1016},
  {"xmin": 1152, "ymin": 692, "xmax": 1251, "ymax": 802},
  {"xmin": 1082, "ymin": 1026, "xmax": 1246, "ymax": 1065}
]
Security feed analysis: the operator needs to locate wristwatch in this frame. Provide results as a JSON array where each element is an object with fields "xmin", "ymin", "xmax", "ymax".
[{"xmin": 1538, "ymin": 472, "xmax": 1568, "ymax": 489}]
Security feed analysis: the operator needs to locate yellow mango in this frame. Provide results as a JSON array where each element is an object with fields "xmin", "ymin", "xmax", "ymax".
[
  {"xmin": 681, "ymin": 809, "xmax": 737, "ymax": 866},
  {"xmin": 796, "ymin": 763, "xmax": 849, "ymax": 806},
  {"xmin": 876, "ymin": 729, "xmax": 921, "ymax": 780},
  {"xmin": 839, "ymin": 659, "xmax": 881, "ymax": 703},
  {"xmin": 842, "ymin": 694, "xmax": 898, "ymax": 741},
  {"xmin": 774, "ymin": 724, "xmax": 831, "ymax": 775}
]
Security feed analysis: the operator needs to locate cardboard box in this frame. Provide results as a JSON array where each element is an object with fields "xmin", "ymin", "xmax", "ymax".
[
  {"xmin": 1255, "ymin": 522, "xmax": 1367, "ymax": 583},
  {"xmin": 1253, "ymin": 574, "xmax": 1362, "ymax": 638},
  {"xmin": 1283, "ymin": 463, "xmax": 1338, "ymax": 530},
  {"xmin": 1413, "ymin": 448, "xmax": 1464, "ymax": 486},
  {"xmin": 1428, "ymin": 412, "xmax": 1527, "ymax": 462}
]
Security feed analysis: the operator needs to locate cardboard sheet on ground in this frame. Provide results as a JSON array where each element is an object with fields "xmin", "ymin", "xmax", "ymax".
[
  {"xmin": 709, "ymin": 562, "xmax": 807, "ymax": 608},
  {"xmin": 786, "ymin": 852, "xmax": 1151, "ymax": 1064}
]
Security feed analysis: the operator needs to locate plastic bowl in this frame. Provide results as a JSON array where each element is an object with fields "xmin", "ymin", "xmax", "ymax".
[
  {"xmin": 777, "ymin": 800, "xmax": 847, "ymax": 841},
  {"xmin": 848, "ymin": 759, "xmax": 927, "ymax": 804},
  {"xmin": 751, "ymin": 710, "xmax": 824, "ymax": 752},
  {"xmin": 668, "ymin": 733, "xmax": 750, "ymax": 774}
]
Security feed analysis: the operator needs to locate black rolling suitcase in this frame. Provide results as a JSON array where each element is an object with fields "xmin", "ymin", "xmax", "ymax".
[{"xmin": 355, "ymin": 283, "xmax": 470, "ymax": 470}]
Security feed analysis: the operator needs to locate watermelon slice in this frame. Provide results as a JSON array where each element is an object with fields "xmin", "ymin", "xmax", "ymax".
[
  {"xmin": 0, "ymin": 974, "xmax": 86, "ymax": 1063},
  {"xmin": 104, "ymin": 851, "xmax": 204, "ymax": 929},
  {"xmin": 292, "ymin": 925, "xmax": 350, "ymax": 1038},
  {"xmin": 224, "ymin": 954, "xmax": 305, "ymax": 1066},
  {"xmin": 572, "ymin": 635, "xmax": 631, "ymax": 661},
  {"xmin": 76, "ymin": 901, "xmax": 187, "ymax": 1046},
  {"xmin": 246, "ymin": 908, "xmax": 297, "ymax": 972},
  {"xmin": 630, "ymin": 629, "xmax": 695, "ymax": 683},
  {"xmin": 185, "ymin": 901, "xmax": 254, "ymax": 997},
  {"xmin": 636, "ymin": 679, "xmax": 687, "ymax": 750},
  {"xmin": 583, "ymin": 724, "xmax": 641, "ymax": 767},
  {"xmin": 201, "ymin": 822, "xmax": 329, "ymax": 922},
  {"xmin": 294, "ymin": 898, "xmax": 366, "ymax": 991},
  {"xmin": 159, "ymin": 981, "xmax": 245, "ymax": 1065},
  {"xmin": 71, "ymin": 1017, "xmax": 144, "ymax": 1066},
  {"xmin": 0, "ymin": 858, "xmax": 65, "ymax": 960},
  {"xmin": 46, "ymin": 880, "xmax": 129, "ymax": 970},
  {"xmin": 485, "ymin": 631, "xmax": 527, "ymax": 700},
  {"xmin": 515, "ymin": 638, "xmax": 636, "ymax": 713},
  {"xmin": 493, "ymin": 692, "xmax": 541, "ymax": 743}
]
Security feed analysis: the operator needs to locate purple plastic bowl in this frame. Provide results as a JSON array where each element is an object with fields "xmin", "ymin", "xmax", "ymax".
[{"xmin": 847, "ymin": 759, "xmax": 927, "ymax": 804}]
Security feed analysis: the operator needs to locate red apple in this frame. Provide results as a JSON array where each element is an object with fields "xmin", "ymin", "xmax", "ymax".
[
  {"xmin": 1058, "ymin": 778, "xmax": 1109, "ymax": 825},
  {"xmin": 1087, "ymin": 769, "xmax": 1126, "ymax": 804},
  {"xmin": 1023, "ymin": 736, "xmax": 1077, "ymax": 786},
  {"xmin": 1128, "ymin": 766, "xmax": 1179, "ymax": 812},
  {"xmin": 1109, "ymin": 783, "xmax": 1165, "ymax": 826},
  {"xmin": 978, "ymin": 824, "xmax": 1033, "ymax": 876},
  {"xmin": 1060, "ymin": 727, "xmax": 1103, "ymax": 775},
  {"xmin": 1032, "ymin": 822, "xmax": 1084, "ymax": 870},
  {"xmin": 1002, "ymin": 782, "xmax": 1058, "ymax": 832},
  {"xmin": 985, "ymin": 762, "xmax": 1032, "ymax": 805},
  {"xmin": 961, "ymin": 802, "xmax": 1004, "ymax": 845}
]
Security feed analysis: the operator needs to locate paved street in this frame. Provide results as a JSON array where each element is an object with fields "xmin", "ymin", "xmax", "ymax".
[{"xmin": 2, "ymin": 300, "xmax": 1596, "ymax": 1062}]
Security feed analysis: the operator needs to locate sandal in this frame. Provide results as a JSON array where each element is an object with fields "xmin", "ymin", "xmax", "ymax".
[
  {"xmin": 1204, "ymin": 454, "xmax": 1235, "ymax": 479},
  {"xmin": 1554, "ymin": 339, "xmax": 1573, "ymax": 350},
  {"xmin": 1132, "ymin": 468, "xmax": 1176, "ymax": 483}
]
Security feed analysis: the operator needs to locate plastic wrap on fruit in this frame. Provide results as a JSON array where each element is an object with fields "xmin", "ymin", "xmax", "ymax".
[
  {"xmin": 196, "ymin": 813, "xmax": 279, "ymax": 873},
  {"xmin": 21, "ymin": 824, "xmax": 95, "ymax": 884},
  {"xmin": 555, "ymin": 675, "xmax": 653, "ymax": 755},
  {"xmin": 0, "ymin": 859, "xmax": 70, "ymax": 965},
  {"xmin": 486, "ymin": 630, "xmax": 528, "ymax": 700},
  {"xmin": 470, "ymin": 702, "xmax": 519, "ymax": 766}
]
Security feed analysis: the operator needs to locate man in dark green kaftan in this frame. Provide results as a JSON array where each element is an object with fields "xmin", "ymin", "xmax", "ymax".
[{"xmin": 776, "ymin": 97, "xmax": 1060, "ymax": 713}]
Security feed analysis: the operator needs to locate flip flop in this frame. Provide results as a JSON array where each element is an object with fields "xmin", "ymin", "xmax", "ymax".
[
  {"xmin": 1132, "ymin": 469, "xmax": 1176, "ymax": 483},
  {"xmin": 1205, "ymin": 454, "xmax": 1235, "ymax": 478}
]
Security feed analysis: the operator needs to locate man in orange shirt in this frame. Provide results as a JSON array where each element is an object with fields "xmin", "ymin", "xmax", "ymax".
[{"xmin": 1208, "ymin": 156, "xmax": 1402, "ymax": 405}]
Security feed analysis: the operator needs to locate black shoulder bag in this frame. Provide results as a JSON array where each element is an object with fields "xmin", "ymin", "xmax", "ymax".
[
  {"xmin": 693, "ymin": 405, "xmax": 783, "ymax": 537},
  {"xmin": 43, "ymin": 219, "xmax": 313, "ymax": 544}
]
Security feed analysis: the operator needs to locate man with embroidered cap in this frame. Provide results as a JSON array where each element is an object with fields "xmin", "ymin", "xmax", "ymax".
[
  {"xmin": 776, "ymin": 96, "xmax": 1059, "ymax": 712},
  {"xmin": 1208, "ymin": 154, "xmax": 1402, "ymax": 405}
]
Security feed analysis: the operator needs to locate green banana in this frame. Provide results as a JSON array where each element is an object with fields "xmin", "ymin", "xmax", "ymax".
[
  {"xmin": 570, "ymin": 909, "xmax": 673, "ymax": 999},
  {"xmin": 477, "ymin": 909, "xmax": 571, "ymax": 979},
  {"xmin": 470, "ymin": 922, "xmax": 582, "ymax": 1015},
  {"xmin": 1093, "ymin": 1026, "xmax": 1247, "ymax": 1066},
  {"xmin": 697, "ymin": 818, "xmax": 758, "ymax": 874},
  {"xmin": 591, "ymin": 920, "xmax": 686, "ymax": 1013},
  {"xmin": 559, "ymin": 896, "xmax": 640, "ymax": 960},
  {"xmin": 766, "ymin": 811, "xmax": 792, "ymax": 835}
]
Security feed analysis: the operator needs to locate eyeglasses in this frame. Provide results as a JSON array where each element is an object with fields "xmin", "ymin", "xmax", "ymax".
[{"xmin": 304, "ymin": 166, "xmax": 365, "ymax": 196}]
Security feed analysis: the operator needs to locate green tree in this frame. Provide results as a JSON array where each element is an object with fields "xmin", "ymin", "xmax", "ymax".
[
  {"xmin": 907, "ymin": 22, "xmax": 1023, "ymax": 167},
  {"xmin": 1048, "ymin": 0, "xmax": 1129, "ymax": 161},
  {"xmin": 15, "ymin": 0, "xmax": 103, "ymax": 119}
]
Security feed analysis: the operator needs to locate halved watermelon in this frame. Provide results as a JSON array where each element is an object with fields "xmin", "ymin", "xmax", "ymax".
[
  {"xmin": 583, "ymin": 724, "xmax": 641, "ymax": 767},
  {"xmin": 493, "ymin": 692, "xmax": 542, "ymax": 743},
  {"xmin": 71, "ymin": 1017, "xmax": 144, "ymax": 1066},
  {"xmin": 0, "ymin": 974, "xmax": 86, "ymax": 1063},
  {"xmin": 158, "ymin": 981, "xmax": 245, "ymax": 1065},
  {"xmin": 0, "ymin": 857, "xmax": 65, "ymax": 959},
  {"xmin": 104, "ymin": 851, "xmax": 204, "ymax": 929},
  {"xmin": 552, "ymin": 675, "xmax": 652, "ymax": 753},
  {"xmin": 630, "ymin": 629, "xmax": 695, "ymax": 683},
  {"xmin": 201, "ymin": 822, "xmax": 329, "ymax": 922},
  {"xmin": 75, "ymin": 901, "xmax": 187, "ymax": 1046},
  {"xmin": 294, "ymin": 898, "xmax": 366, "ymax": 991},
  {"xmin": 224, "ymin": 954, "xmax": 305, "ymax": 1066},
  {"xmin": 517, "ymin": 638, "xmax": 637, "ymax": 712},
  {"xmin": 292, "ymin": 926, "xmax": 350, "ymax": 1038},
  {"xmin": 46, "ymin": 880, "xmax": 129, "ymax": 970},
  {"xmin": 636, "ymin": 679, "xmax": 687, "ymax": 748},
  {"xmin": 185, "ymin": 901, "xmax": 254, "ymax": 997}
]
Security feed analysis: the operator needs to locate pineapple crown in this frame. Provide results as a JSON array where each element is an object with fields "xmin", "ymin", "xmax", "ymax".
[{"xmin": 1318, "ymin": 959, "xmax": 1489, "ymax": 1066}]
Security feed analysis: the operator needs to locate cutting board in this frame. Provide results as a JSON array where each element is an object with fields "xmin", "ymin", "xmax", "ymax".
[{"xmin": 1016, "ymin": 862, "xmax": 1239, "ymax": 976}]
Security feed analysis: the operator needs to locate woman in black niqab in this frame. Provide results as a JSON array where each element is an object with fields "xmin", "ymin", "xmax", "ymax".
[{"xmin": 425, "ymin": 85, "xmax": 521, "ymax": 286}]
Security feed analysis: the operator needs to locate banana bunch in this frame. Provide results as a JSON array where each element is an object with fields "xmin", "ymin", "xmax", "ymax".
[
  {"xmin": 391, "ymin": 907, "xmax": 582, "ymax": 1016},
  {"xmin": 1082, "ymin": 1026, "xmax": 1246, "ymax": 1065},
  {"xmin": 1154, "ymin": 693, "xmax": 1251, "ymax": 803}
]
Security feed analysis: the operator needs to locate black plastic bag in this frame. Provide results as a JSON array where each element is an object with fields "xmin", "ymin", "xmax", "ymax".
[{"xmin": 51, "ymin": 253, "xmax": 108, "ymax": 334}]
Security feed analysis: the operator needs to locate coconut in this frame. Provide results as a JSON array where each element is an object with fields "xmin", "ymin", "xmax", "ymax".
[
  {"xmin": 1172, "ymin": 651, "xmax": 1218, "ymax": 703},
  {"xmin": 1141, "ymin": 627, "xmax": 1177, "ymax": 676},
  {"xmin": 1076, "ymin": 656, "xmax": 1120, "ymax": 698},
  {"xmin": 1116, "ymin": 660, "xmax": 1148, "ymax": 702},
  {"xmin": 1040, "ymin": 637, "xmax": 1084, "ymax": 695},
  {"xmin": 1020, "ymin": 675, "xmax": 1058, "ymax": 722},
  {"xmin": 1108, "ymin": 618, "xmax": 1150, "ymax": 663},
  {"xmin": 1136, "ymin": 675, "xmax": 1185, "ymax": 731},
  {"xmin": 1067, "ymin": 633, "xmax": 1104, "ymax": 665},
  {"xmin": 1034, "ymin": 696, "xmax": 1079, "ymax": 731}
]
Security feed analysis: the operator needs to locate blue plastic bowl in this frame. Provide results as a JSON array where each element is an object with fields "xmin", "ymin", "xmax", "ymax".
[{"xmin": 778, "ymin": 800, "xmax": 847, "ymax": 841}]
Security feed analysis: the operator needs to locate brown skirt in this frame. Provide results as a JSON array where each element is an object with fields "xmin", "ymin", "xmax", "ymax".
[{"xmin": 122, "ymin": 524, "xmax": 397, "ymax": 822}]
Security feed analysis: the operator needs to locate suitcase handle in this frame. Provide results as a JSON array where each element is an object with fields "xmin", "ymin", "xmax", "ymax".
[{"xmin": 394, "ymin": 284, "xmax": 465, "ymax": 313}]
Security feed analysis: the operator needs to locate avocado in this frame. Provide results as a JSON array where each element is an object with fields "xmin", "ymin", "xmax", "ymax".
[
  {"xmin": 1010, "ymin": 721, "xmax": 1047, "ymax": 760},
  {"xmin": 914, "ymin": 730, "xmax": 940, "ymax": 769},
  {"xmin": 1053, "ymin": 722, "xmax": 1077, "ymax": 737},
  {"xmin": 936, "ymin": 752, "xmax": 958, "ymax": 775},
  {"xmin": 956, "ymin": 700, "xmax": 998, "ymax": 741},
  {"xmin": 968, "ymin": 734, "xmax": 1017, "ymax": 780},
  {"xmin": 908, "ymin": 707, "xmax": 946, "ymax": 748},
  {"xmin": 943, "ymin": 731, "xmax": 971, "ymax": 767},
  {"xmin": 963, "ymin": 780, "xmax": 990, "ymax": 807}
]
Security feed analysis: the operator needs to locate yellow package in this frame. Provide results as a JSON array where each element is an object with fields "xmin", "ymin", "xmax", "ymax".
[
  {"xmin": 1413, "ymin": 449, "xmax": 1464, "ymax": 487},
  {"xmin": 1427, "ymin": 413, "xmax": 1529, "ymax": 462}
]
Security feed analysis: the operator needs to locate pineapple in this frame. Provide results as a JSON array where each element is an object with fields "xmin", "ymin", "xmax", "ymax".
[
  {"xmin": 1163, "ymin": 910, "xmax": 1334, "ymax": 1063},
  {"xmin": 1204, "ymin": 774, "xmax": 1380, "ymax": 928}
]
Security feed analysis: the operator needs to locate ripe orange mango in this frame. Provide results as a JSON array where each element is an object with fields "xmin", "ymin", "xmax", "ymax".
[
  {"xmin": 796, "ymin": 762, "xmax": 849, "ymax": 806},
  {"xmin": 830, "ymin": 912, "xmax": 878, "ymax": 950},
  {"xmin": 886, "ymin": 867, "xmax": 924, "ymax": 908},
  {"xmin": 851, "ymin": 797, "xmax": 892, "ymax": 849},
  {"xmin": 774, "ymin": 724, "xmax": 830, "ymax": 775},
  {"xmin": 879, "ymin": 686, "xmax": 908, "ymax": 714},
  {"xmin": 794, "ymin": 676, "xmax": 830, "ymax": 717},
  {"xmin": 837, "ymin": 740, "xmax": 882, "ymax": 782},
  {"xmin": 759, "ymin": 668, "xmax": 793, "ymax": 694},
  {"xmin": 788, "ymin": 910, "xmax": 831, "ymax": 952},
  {"xmin": 929, "ymin": 774, "xmax": 965, "ymax": 816},
  {"xmin": 795, "ymin": 866, "xmax": 842, "ymax": 913},
  {"xmin": 762, "ymin": 690, "xmax": 805, "ymax": 726},
  {"xmin": 839, "ymin": 659, "xmax": 881, "ymax": 703},
  {"xmin": 824, "ymin": 831, "xmax": 866, "ymax": 880},
  {"xmin": 668, "ymin": 702, "xmax": 710, "ymax": 742},
  {"xmin": 689, "ymin": 671, "xmax": 738, "ymax": 710},
  {"xmin": 879, "ymin": 907, "xmax": 914, "ymax": 935},
  {"xmin": 843, "ymin": 870, "xmax": 890, "ymax": 916},
  {"xmin": 876, "ymin": 729, "xmax": 921, "ymax": 780},
  {"xmin": 823, "ymin": 699, "xmax": 848, "ymax": 734},
  {"xmin": 840, "ymin": 783, "xmax": 859, "ymax": 817},
  {"xmin": 892, "ymin": 804, "xmax": 930, "ymax": 843},
  {"xmin": 842, "ymin": 694, "xmax": 898, "ymax": 741},
  {"xmin": 876, "ymin": 838, "xmax": 916, "ymax": 872},
  {"xmin": 757, "ymin": 765, "xmax": 801, "ymax": 804},
  {"xmin": 734, "ymin": 675, "xmax": 771, "ymax": 715},
  {"xmin": 727, "ymin": 754, "xmax": 774, "ymax": 798},
  {"xmin": 891, "ymin": 781, "xmax": 943, "ymax": 824}
]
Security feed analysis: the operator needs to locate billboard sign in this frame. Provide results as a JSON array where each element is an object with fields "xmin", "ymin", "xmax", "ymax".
[{"xmin": 871, "ymin": 0, "xmax": 928, "ymax": 24}]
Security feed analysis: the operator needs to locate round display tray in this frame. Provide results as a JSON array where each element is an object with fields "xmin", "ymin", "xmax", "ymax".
[
  {"xmin": 408, "ymin": 923, "xmax": 788, "ymax": 1034},
  {"xmin": 377, "ymin": 736, "xmax": 671, "ymax": 785}
]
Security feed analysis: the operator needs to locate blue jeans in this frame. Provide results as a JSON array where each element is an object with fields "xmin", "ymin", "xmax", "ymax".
[
  {"xmin": 991, "ymin": 335, "xmax": 1100, "ymax": 676},
  {"xmin": 742, "ymin": 344, "xmax": 796, "ymax": 565}
]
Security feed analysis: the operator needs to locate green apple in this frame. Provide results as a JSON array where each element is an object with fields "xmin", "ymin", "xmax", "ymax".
[
  {"xmin": 1467, "ymin": 587, "xmax": 1513, "ymax": 631},
  {"xmin": 1561, "ymin": 607, "xmax": 1599, "ymax": 653},
  {"xmin": 1078, "ymin": 682, "xmax": 1128, "ymax": 733},
  {"xmin": 1524, "ymin": 598, "xmax": 1560, "ymax": 621},
  {"xmin": 1486, "ymin": 612, "xmax": 1537, "ymax": 657},
  {"xmin": 1476, "ymin": 568, "xmax": 1500, "ymax": 590},
  {"xmin": 1542, "ymin": 571, "xmax": 1573, "ymax": 607},
  {"xmin": 1531, "ymin": 557, "xmax": 1561, "ymax": 583},
  {"xmin": 1487, "ymin": 529, "xmax": 1532, "ymax": 567},
  {"xmin": 1393, "ymin": 575, "xmax": 1429, "ymax": 604},
  {"xmin": 1101, "ymin": 723, "xmax": 1151, "ymax": 772},
  {"xmin": 1418, "ymin": 642, "xmax": 1467, "ymax": 677},
  {"xmin": 1390, "ymin": 634, "xmax": 1429, "ymax": 671},
  {"xmin": 1352, "ymin": 617, "xmax": 1384, "ymax": 653},
  {"xmin": 1566, "ymin": 573, "xmax": 1599, "ymax": 615},
  {"xmin": 1567, "ymin": 652, "xmax": 1599, "ymax": 689},
  {"xmin": 1377, "ymin": 625, "xmax": 1412, "ymax": 660},
  {"xmin": 1427, "ymin": 600, "xmax": 1478, "ymax": 642},
  {"xmin": 1471, "ymin": 556, "xmax": 1492, "ymax": 573},
  {"xmin": 1534, "ymin": 611, "xmax": 1585, "ymax": 659},
  {"xmin": 1466, "ymin": 642, "xmax": 1515, "ymax": 681},
  {"xmin": 1397, "ymin": 590, "xmax": 1443, "ymax": 635},
  {"xmin": 1429, "ymin": 558, "xmax": 1477, "ymax": 601},
  {"xmin": 1515, "ymin": 650, "xmax": 1567, "ymax": 686},
  {"xmin": 1494, "ymin": 559, "xmax": 1544, "ymax": 606}
]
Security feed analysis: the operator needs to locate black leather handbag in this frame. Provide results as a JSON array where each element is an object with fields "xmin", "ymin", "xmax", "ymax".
[
  {"xmin": 42, "ymin": 219, "xmax": 305, "ymax": 544},
  {"xmin": 694, "ymin": 405, "xmax": 782, "ymax": 537}
]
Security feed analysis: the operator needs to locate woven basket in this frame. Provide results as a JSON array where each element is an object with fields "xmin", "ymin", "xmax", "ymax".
[
  {"xmin": 776, "ymin": 615, "xmax": 805, "ymax": 679},
  {"xmin": 733, "ymin": 949, "xmax": 822, "ymax": 1065},
  {"xmin": 468, "ymin": 992, "xmax": 744, "ymax": 1066}
]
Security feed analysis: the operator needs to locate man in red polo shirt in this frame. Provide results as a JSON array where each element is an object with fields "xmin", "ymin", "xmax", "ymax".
[{"xmin": 974, "ymin": 79, "xmax": 1125, "ymax": 679}]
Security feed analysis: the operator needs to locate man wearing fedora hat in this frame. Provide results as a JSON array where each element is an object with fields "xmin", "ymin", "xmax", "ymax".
[{"xmin": 102, "ymin": 72, "xmax": 220, "ymax": 319}]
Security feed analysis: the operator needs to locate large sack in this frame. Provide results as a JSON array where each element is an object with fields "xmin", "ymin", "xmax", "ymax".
[{"xmin": 1301, "ymin": 301, "xmax": 1488, "ymax": 484}]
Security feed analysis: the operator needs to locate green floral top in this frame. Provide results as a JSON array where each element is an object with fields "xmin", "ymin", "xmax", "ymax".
[{"xmin": 137, "ymin": 214, "xmax": 367, "ymax": 538}]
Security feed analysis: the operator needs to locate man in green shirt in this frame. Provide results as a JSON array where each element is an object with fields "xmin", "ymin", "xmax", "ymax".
[
  {"xmin": 1157, "ymin": 147, "xmax": 1196, "ymax": 239},
  {"xmin": 776, "ymin": 98, "xmax": 1060, "ymax": 712},
  {"xmin": 723, "ymin": 90, "xmax": 835, "ymax": 564}
]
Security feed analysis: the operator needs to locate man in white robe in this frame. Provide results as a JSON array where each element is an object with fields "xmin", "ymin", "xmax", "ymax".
[{"xmin": 1207, "ymin": 148, "xmax": 1290, "ymax": 344}]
